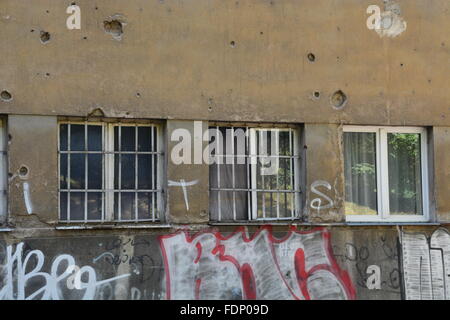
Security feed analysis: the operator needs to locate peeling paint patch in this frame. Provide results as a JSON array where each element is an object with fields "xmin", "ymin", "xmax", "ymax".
[{"xmin": 376, "ymin": 1, "xmax": 407, "ymax": 38}]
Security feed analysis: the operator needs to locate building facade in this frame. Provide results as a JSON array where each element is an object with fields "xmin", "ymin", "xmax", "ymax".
[{"xmin": 0, "ymin": 0, "xmax": 449, "ymax": 300}]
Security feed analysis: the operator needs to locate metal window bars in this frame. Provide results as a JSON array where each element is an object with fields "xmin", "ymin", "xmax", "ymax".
[
  {"xmin": 58, "ymin": 121, "xmax": 163, "ymax": 223},
  {"xmin": 209, "ymin": 126, "xmax": 301, "ymax": 222}
]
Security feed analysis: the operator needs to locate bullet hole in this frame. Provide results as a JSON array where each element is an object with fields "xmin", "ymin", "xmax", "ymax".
[
  {"xmin": 71, "ymin": 2, "xmax": 76, "ymax": 5},
  {"xmin": 45, "ymin": 73, "xmax": 50, "ymax": 77},
  {"xmin": 8, "ymin": 173, "xmax": 13, "ymax": 179},
  {"xmin": 95, "ymin": 6, "xmax": 98, "ymax": 10},
  {"xmin": 30, "ymin": 29, "xmax": 34, "ymax": 32},
  {"xmin": 40, "ymin": 31, "xmax": 50, "ymax": 44},
  {"xmin": 136, "ymin": 92, "xmax": 141, "ymax": 98},
  {"xmin": 8, "ymin": 134, "xmax": 12, "ymax": 142},
  {"xmin": 260, "ymin": 31, "xmax": 264, "ymax": 35},
  {"xmin": 230, "ymin": 41, "xmax": 236, "ymax": 48},
  {"xmin": 400, "ymin": 63, "xmax": 404, "ymax": 67},
  {"xmin": 19, "ymin": 166, "xmax": 29, "ymax": 178},
  {"xmin": 0, "ymin": 90, "xmax": 12, "ymax": 102},
  {"xmin": 313, "ymin": 91, "xmax": 320, "ymax": 99},
  {"xmin": 307, "ymin": 53, "xmax": 315, "ymax": 62},
  {"xmin": 330, "ymin": 90, "xmax": 347, "ymax": 109},
  {"xmin": 83, "ymin": 36, "xmax": 87, "ymax": 40},
  {"xmin": 208, "ymin": 106, "xmax": 212, "ymax": 112},
  {"xmin": 103, "ymin": 19, "xmax": 124, "ymax": 40},
  {"xmin": 428, "ymin": 79, "xmax": 432, "ymax": 84},
  {"xmin": 46, "ymin": 10, "xmax": 50, "ymax": 13}
]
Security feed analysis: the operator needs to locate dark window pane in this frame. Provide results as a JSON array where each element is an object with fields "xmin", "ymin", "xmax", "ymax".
[
  {"xmin": 88, "ymin": 154, "xmax": 102, "ymax": 189},
  {"xmin": 138, "ymin": 155, "xmax": 152, "ymax": 189},
  {"xmin": 70, "ymin": 154, "xmax": 85, "ymax": 189},
  {"xmin": 69, "ymin": 192, "xmax": 85, "ymax": 221},
  {"xmin": 114, "ymin": 154, "xmax": 119, "ymax": 189},
  {"xmin": 344, "ymin": 132, "xmax": 378, "ymax": 215},
  {"xmin": 60, "ymin": 192, "xmax": 68, "ymax": 220},
  {"xmin": 120, "ymin": 193, "xmax": 136, "ymax": 221},
  {"xmin": 87, "ymin": 192, "xmax": 102, "ymax": 220},
  {"xmin": 138, "ymin": 127, "xmax": 152, "ymax": 151},
  {"xmin": 138, "ymin": 192, "xmax": 153, "ymax": 220},
  {"xmin": 114, "ymin": 126, "xmax": 119, "ymax": 151},
  {"xmin": 121, "ymin": 126, "xmax": 136, "ymax": 151},
  {"xmin": 388, "ymin": 133, "xmax": 422, "ymax": 215},
  {"xmin": 279, "ymin": 130, "xmax": 292, "ymax": 156},
  {"xmin": 70, "ymin": 124, "xmax": 85, "ymax": 151},
  {"xmin": 121, "ymin": 154, "xmax": 135, "ymax": 189},
  {"xmin": 60, "ymin": 124, "xmax": 68, "ymax": 151},
  {"xmin": 88, "ymin": 125, "xmax": 102, "ymax": 151},
  {"xmin": 60, "ymin": 153, "xmax": 68, "ymax": 189}
]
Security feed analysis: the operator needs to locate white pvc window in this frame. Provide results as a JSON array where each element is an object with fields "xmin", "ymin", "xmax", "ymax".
[
  {"xmin": 0, "ymin": 119, "xmax": 7, "ymax": 223},
  {"xmin": 58, "ymin": 122, "xmax": 163, "ymax": 223},
  {"xmin": 209, "ymin": 126, "xmax": 301, "ymax": 222},
  {"xmin": 344, "ymin": 126, "xmax": 429, "ymax": 222}
]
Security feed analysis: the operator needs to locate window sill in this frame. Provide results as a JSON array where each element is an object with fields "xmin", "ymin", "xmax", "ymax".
[
  {"xmin": 55, "ymin": 223, "xmax": 172, "ymax": 230},
  {"xmin": 209, "ymin": 221, "xmax": 441, "ymax": 227}
]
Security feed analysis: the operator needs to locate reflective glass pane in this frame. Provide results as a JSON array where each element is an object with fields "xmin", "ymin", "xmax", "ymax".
[
  {"xmin": 344, "ymin": 132, "xmax": 378, "ymax": 215},
  {"xmin": 388, "ymin": 133, "xmax": 422, "ymax": 215}
]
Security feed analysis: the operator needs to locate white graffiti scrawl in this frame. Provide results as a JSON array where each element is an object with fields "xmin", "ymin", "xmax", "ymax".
[
  {"xmin": 0, "ymin": 242, "xmax": 130, "ymax": 300},
  {"xmin": 401, "ymin": 228, "xmax": 450, "ymax": 300},
  {"xmin": 159, "ymin": 226, "xmax": 355, "ymax": 300}
]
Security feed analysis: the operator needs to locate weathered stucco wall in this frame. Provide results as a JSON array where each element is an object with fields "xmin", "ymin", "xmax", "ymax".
[
  {"xmin": 0, "ymin": 0, "xmax": 450, "ymax": 125},
  {"xmin": 0, "ymin": 0, "xmax": 449, "ymax": 300},
  {"xmin": 0, "ymin": 226, "xmax": 449, "ymax": 300}
]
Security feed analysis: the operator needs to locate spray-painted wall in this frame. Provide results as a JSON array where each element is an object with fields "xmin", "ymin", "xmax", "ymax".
[
  {"xmin": 1, "ymin": 0, "xmax": 450, "ymax": 300},
  {"xmin": 2, "ymin": 226, "xmax": 450, "ymax": 300}
]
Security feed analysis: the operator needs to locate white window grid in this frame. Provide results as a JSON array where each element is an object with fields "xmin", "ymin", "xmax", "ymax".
[
  {"xmin": 58, "ymin": 121, "xmax": 164, "ymax": 223},
  {"xmin": 343, "ymin": 126, "xmax": 429, "ymax": 223},
  {"xmin": 210, "ymin": 125, "xmax": 301, "ymax": 222}
]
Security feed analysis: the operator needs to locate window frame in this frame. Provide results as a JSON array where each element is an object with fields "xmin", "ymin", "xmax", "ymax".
[
  {"xmin": 58, "ymin": 120, "xmax": 164, "ymax": 224},
  {"xmin": 343, "ymin": 125, "xmax": 429, "ymax": 223},
  {"xmin": 209, "ymin": 124, "xmax": 302, "ymax": 222}
]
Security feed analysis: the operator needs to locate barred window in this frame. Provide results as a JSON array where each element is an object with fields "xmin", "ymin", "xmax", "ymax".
[
  {"xmin": 59, "ymin": 121, "xmax": 163, "ymax": 223},
  {"xmin": 209, "ymin": 125, "xmax": 301, "ymax": 222}
]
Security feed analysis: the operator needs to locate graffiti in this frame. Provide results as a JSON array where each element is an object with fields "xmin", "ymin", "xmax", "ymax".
[
  {"xmin": 159, "ymin": 226, "xmax": 355, "ymax": 300},
  {"xmin": 310, "ymin": 180, "xmax": 334, "ymax": 213},
  {"xmin": 366, "ymin": 265, "xmax": 381, "ymax": 290},
  {"xmin": 401, "ymin": 228, "xmax": 450, "ymax": 300},
  {"xmin": 333, "ymin": 238, "xmax": 401, "ymax": 294},
  {"xmin": 0, "ymin": 242, "xmax": 130, "ymax": 300},
  {"xmin": 23, "ymin": 182, "xmax": 33, "ymax": 214},
  {"xmin": 168, "ymin": 179, "xmax": 198, "ymax": 211}
]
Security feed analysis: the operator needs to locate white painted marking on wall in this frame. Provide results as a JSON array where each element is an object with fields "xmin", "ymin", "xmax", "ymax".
[
  {"xmin": 0, "ymin": 242, "xmax": 130, "ymax": 300},
  {"xmin": 366, "ymin": 265, "xmax": 381, "ymax": 290},
  {"xmin": 168, "ymin": 179, "xmax": 199, "ymax": 211},
  {"xmin": 23, "ymin": 182, "xmax": 33, "ymax": 214},
  {"xmin": 310, "ymin": 180, "xmax": 334, "ymax": 213}
]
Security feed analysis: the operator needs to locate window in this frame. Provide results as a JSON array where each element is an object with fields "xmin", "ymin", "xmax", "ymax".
[
  {"xmin": 209, "ymin": 125, "xmax": 301, "ymax": 222},
  {"xmin": 59, "ymin": 121, "xmax": 163, "ymax": 223},
  {"xmin": 0, "ymin": 119, "xmax": 6, "ymax": 224},
  {"xmin": 343, "ymin": 126, "xmax": 429, "ymax": 222}
]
